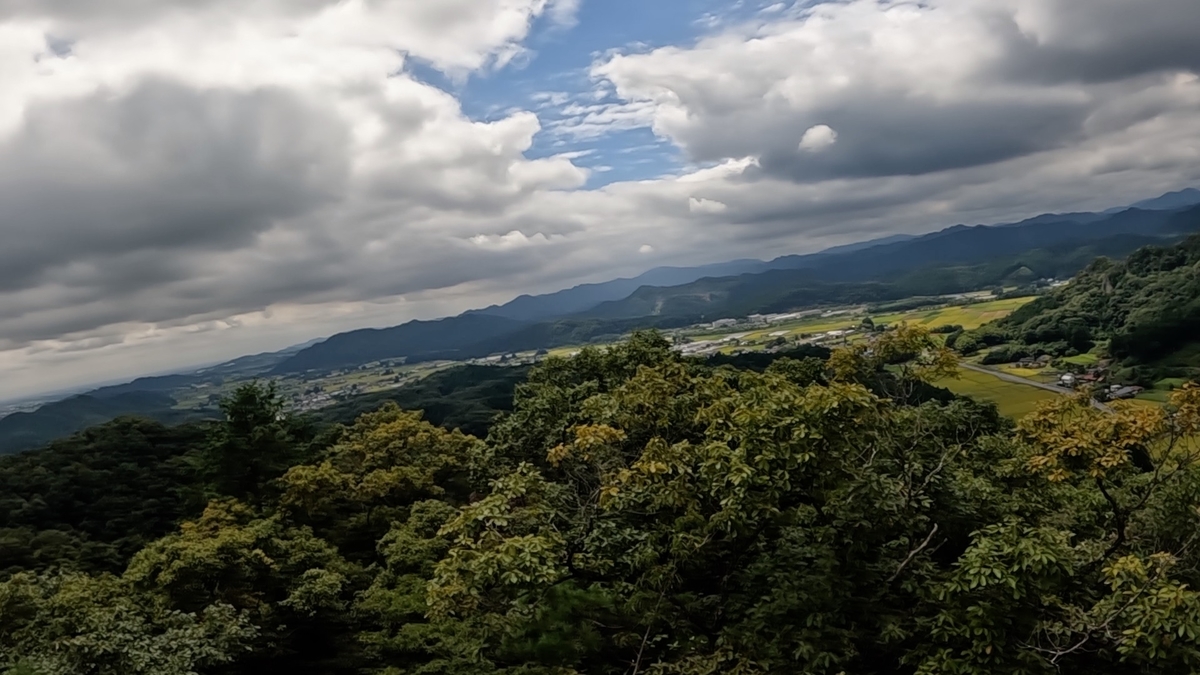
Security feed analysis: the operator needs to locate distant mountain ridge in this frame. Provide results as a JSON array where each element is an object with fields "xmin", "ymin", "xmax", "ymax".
[
  {"xmin": 465, "ymin": 234, "xmax": 927, "ymax": 324},
  {"xmin": 468, "ymin": 260, "xmax": 769, "ymax": 323},
  {"xmin": 272, "ymin": 193, "xmax": 1200, "ymax": 372},
  {"xmin": 271, "ymin": 194, "xmax": 1200, "ymax": 374},
  {"xmin": 1107, "ymin": 187, "xmax": 1200, "ymax": 213}
]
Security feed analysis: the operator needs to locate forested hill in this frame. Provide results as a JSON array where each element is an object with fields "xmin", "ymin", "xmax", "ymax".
[
  {"xmin": 7, "ymin": 331, "xmax": 1200, "ymax": 673},
  {"xmin": 771, "ymin": 202, "xmax": 1200, "ymax": 281},
  {"xmin": 977, "ymin": 234, "xmax": 1200, "ymax": 377},
  {"xmin": 0, "ymin": 392, "xmax": 193, "ymax": 456}
]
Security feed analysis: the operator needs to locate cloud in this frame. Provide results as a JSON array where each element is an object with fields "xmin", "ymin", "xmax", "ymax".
[
  {"xmin": 0, "ymin": 0, "xmax": 561, "ymax": 75},
  {"xmin": 591, "ymin": 0, "xmax": 1199, "ymax": 182},
  {"xmin": 689, "ymin": 197, "xmax": 729, "ymax": 214},
  {"xmin": 547, "ymin": 0, "xmax": 582, "ymax": 28},
  {"xmin": 1, "ymin": 0, "xmax": 1199, "ymax": 398},
  {"xmin": 0, "ymin": 79, "xmax": 348, "ymax": 298},
  {"xmin": 798, "ymin": 124, "xmax": 837, "ymax": 152}
]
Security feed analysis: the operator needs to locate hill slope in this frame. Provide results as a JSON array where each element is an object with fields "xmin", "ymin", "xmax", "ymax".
[
  {"xmin": 984, "ymin": 234, "xmax": 1200, "ymax": 378},
  {"xmin": 0, "ymin": 392, "xmax": 194, "ymax": 455},
  {"xmin": 275, "ymin": 312, "xmax": 531, "ymax": 373}
]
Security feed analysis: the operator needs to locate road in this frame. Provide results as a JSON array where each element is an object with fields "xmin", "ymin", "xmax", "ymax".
[{"xmin": 959, "ymin": 362, "xmax": 1112, "ymax": 413}]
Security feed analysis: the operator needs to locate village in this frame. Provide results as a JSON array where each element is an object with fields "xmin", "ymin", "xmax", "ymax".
[{"xmin": 1010, "ymin": 354, "xmax": 1145, "ymax": 401}]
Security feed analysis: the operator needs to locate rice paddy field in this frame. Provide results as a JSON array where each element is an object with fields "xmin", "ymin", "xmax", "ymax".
[
  {"xmin": 938, "ymin": 367, "xmax": 1059, "ymax": 419},
  {"xmin": 870, "ymin": 297, "xmax": 1036, "ymax": 331},
  {"xmin": 686, "ymin": 296, "xmax": 1038, "ymax": 345},
  {"xmin": 1060, "ymin": 353, "xmax": 1101, "ymax": 367}
]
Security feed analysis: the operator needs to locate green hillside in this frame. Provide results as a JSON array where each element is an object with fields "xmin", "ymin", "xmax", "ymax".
[
  {"xmin": 964, "ymin": 234, "xmax": 1200, "ymax": 383},
  {"xmin": 0, "ymin": 392, "xmax": 197, "ymax": 456}
]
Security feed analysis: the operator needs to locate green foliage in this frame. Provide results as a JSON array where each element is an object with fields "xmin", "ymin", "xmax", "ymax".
[
  {"xmin": 931, "ymin": 323, "xmax": 963, "ymax": 334},
  {"xmin": 7, "ymin": 335, "xmax": 1200, "ymax": 674},
  {"xmin": 969, "ymin": 235, "xmax": 1200, "ymax": 376},
  {"xmin": 0, "ymin": 571, "xmax": 256, "ymax": 675},
  {"xmin": 279, "ymin": 403, "xmax": 481, "ymax": 557},
  {"xmin": 199, "ymin": 382, "xmax": 313, "ymax": 502},
  {"xmin": 123, "ymin": 499, "xmax": 359, "ymax": 673},
  {"xmin": 318, "ymin": 365, "xmax": 530, "ymax": 438},
  {"xmin": 0, "ymin": 418, "xmax": 209, "ymax": 577}
]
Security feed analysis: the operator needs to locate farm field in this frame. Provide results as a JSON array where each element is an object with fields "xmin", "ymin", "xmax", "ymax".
[
  {"xmin": 938, "ymin": 367, "xmax": 1059, "ymax": 419},
  {"xmin": 871, "ymin": 296, "xmax": 1036, "ymax": 331},
  {"xmin": 995, "ymin": 364, "xmax": 1061, "ymax": 385},
  {"xmin": 687, "ymin": 296, "xmax": 1037, "ymax": 346}
]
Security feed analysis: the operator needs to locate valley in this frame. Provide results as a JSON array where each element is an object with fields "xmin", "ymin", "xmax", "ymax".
[{"xmin": 4, "ymin": 190, "xmax": 1200, "ymax": 455}]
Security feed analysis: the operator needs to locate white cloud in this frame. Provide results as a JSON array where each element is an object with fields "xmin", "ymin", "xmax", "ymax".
[
  {"xmin": 798, "ymin": 124, "xmax": 837, "ymax": 152},
  {"xmin": 639, "ymin": 244, "xmax": 655, "ymax": 254},
  {"xmin": 547, "ymin": 0, "xmax": 582, "ymax": 28},
  {"xmin": 689, "ymin": 197, "xmax": 729, "ymax": 214},
  {"xmin": 591, "ymin": 0, "xmax": 1200, "ymax": 181},
  {"xmin": 469, "ymin": 230, "xmax": 562, "ymax": 249}
]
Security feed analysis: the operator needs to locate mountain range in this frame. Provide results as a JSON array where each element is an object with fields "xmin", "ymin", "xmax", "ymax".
[
  {"xmin": 4, "ymin": 187, "xmax": 1199, "ymax": 455},
  {"xmin": 271, "ymin": 192, "xmax": 1200, "ymax": 374}
]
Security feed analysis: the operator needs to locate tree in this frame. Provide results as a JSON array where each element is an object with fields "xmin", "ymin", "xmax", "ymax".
[
  {"xmin": 8, "ymin": 333, "xmax": 1200, "ymax": 674},
  {"xmin": 123, "ymin": 499, "xmax": 359, "ymax": 674},
  {"xmin": 827, "ymin": 323, "xmax": 959, "ymax": 401},
  {"xmin": 199, "ymin": 382, "xmax": 306, "ymax": 502},
  {"xmin": 0, "ymin": 572, "xmax": 255, "ymax": 675},
  {"xmin": 278, "ymin": 403, "xmax": 481, "ymax": 559}
]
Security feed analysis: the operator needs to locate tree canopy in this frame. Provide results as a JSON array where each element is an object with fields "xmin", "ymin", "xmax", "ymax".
[{"xmin": 3, "ymin": 331, "xmax": 1200, "ymax": 674}]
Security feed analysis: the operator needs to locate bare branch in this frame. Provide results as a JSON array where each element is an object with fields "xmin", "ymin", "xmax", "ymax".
[{"xmin": 888, "ymin": 523, "xmax": 939, "ymax": 583}]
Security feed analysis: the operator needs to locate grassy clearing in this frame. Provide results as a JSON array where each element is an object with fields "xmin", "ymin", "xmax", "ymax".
[
  {"xmin": 939, "ymin": 367, "xmax": 1059, "ymax": 419},
  {"xmin": 1061, "ymin": 353, "xmax": 1100, "ymax": 366},
  {"xmin": 1000, "ymin": 367, "xmax": 1047, "ymax": 379},
  {"xmin": 1137, "ymin": 389, "xmax": 1172, "ymax": 403},
  {"xmin": 995, "ymin": 365, "xmax": 1061, "ymax": 386}
]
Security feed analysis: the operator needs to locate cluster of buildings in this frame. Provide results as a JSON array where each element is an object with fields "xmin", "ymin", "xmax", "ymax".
[
  {"xmin": 674, "ymin": 334, "xmax": 748, "ymax": 356},
  {"xmin": 1056, "ymin": 362, "xmax": 1144, "ymax": 400},
  {"xmin": 465, "ymin": 351, "xmax": 543, "ymax": 367}
]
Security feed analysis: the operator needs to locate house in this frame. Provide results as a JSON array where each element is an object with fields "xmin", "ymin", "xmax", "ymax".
[
  {"xmin": 1059, "ymin": 373, "xmax": 1077, "ymax": 387},
  {"xmin": 1037, "ymin": 355, "xmax": 1053, "ymax": 365},
  {"xmin": 1110, "ymin": 386, "xmax": 1145, "ymax": 400},
  {"xmin": 1017, "ymin": 357, "xmax": 1039, "ymax": 368}
]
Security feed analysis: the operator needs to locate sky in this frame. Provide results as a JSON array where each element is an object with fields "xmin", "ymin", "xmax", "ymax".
[{"xmin": 1, "ymin": 0, "xmax": 1200, "ymax": 400}]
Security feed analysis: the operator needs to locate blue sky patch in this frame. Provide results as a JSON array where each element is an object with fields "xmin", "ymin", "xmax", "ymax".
[{"xmin": 405, "ymin": 0, "xmax": 797, "ymax": 187}]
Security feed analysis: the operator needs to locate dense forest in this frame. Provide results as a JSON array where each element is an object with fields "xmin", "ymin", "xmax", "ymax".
[
  {"xmin": 4, "ymin": 331, "xmax": 1200, "ymax": 674},
  {"xmin": 952, "ymin": 234, "xmax": 1200, "ymax": 383}
]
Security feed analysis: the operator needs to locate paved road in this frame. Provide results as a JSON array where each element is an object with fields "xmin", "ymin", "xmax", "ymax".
[{"xmin": 959, "ymin": 362, "xmax": 1112, "ymax": 413}]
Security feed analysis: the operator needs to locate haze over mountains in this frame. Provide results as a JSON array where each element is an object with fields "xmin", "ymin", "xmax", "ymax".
[
  {"xmin": 2, "ymin": 187, "xmax": 1197, "ymax": 456},
  {"xmin": 272, "ymin": 191, "xmax": 1200, "ymax": 374}
]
